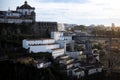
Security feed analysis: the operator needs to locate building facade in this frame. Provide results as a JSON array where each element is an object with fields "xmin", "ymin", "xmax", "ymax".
[
  {"xmin": 51, "ymin": 31, "xmax": 72, "ymax": 43},
  {"xmin": 0, "ymin": 1, "xmax": 35, "ymax": 23},
  {"xmin": 22, "ymin": 38, "xmax": 64, "ymax": 58}
]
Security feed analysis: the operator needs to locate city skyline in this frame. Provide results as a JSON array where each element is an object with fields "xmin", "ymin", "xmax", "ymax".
[{"xmin": 1, "ymin": 0, "xmax": 120, "ymax": 26}]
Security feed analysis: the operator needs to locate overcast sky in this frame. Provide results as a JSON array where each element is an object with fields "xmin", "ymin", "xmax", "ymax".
[{"xmin": 0, "ymin": 0, "xmax": 120, "ymax": 26}]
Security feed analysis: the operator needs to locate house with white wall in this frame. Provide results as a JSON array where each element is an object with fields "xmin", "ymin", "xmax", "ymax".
[
  {"xmin": 57, "ymin": 23, "xmax": 65, "ymax": 31},
  {"xmin": 51, "ymin": 31, "xmax": 72, "ymax": 44},
  {"xmin": 71, "ymin": 68, "xmax": 85, "ymax": 78},
  {"xmin": 34, "ymin": 60, "xmax": 51, "ymax": 69},
  {"xmin": 51, "ymin": 31, "xmax": 73, "ymax": 53},
  {"xmin": 87, "ymin": 66, "xmax": 103, "ymax": 75},
  {"xmin": 22, "ymin": 38, "xmax": 64, "ymax": 58}
]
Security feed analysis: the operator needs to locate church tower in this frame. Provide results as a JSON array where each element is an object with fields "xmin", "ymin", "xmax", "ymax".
[{"xmin": 16, "ymin": 1, "xmax": 36, "ymax": 22}]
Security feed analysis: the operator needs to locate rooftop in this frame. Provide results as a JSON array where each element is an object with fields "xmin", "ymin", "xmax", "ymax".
[
  {"xmin": 17, "ymin": 1, "xmax": 35, "ymax": 9},
  {"xmin": 29, "ymin": 43, "xmax": 59, "ymax": 46},
  {"xmin": 51, "ymin": 48, "xmax": 64, "ymax": 51},
  {"xmin": 25, "ymin": 38, "xmax": 54, "ymax": 41}
]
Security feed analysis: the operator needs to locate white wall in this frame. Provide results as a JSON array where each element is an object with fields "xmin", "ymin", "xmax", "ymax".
[
  {"xmin": 51, "ymin": 31, "xmax": 72, "ymax": 44},
  {"xmin": 23, "ymin": 39, "xmax": 55, "ymax": 46},
  {"xmin": 72, "ymin": 70, "xmax": 85, "ymax": 78},
  {"xmin": 52, "ymin": 50, "xmax": 64, "ymax": 59},
  {"xmin": 66, "ymin": 51, "xmax": 83, "ymax": 59},
  {"xmin": 52, "ymin": 49, "xmax": 64, "ymax": 54},
  {"xmin": 7, "ymin": 19, "xmax": 23, "ymax": 23},
  {"xmin": 36, "ymin": 63, "xmax": 44, "ymax": 69},
  {"xmin": 22, "ymin": 38, "xmax": 65, "ymax": 58},
  {"xmin": 17, "ymin": 9, "xmax": 34, "ymax": 15},
  {"xmin": 57, "ymin": 23, "xmax": 65, "ymax": 31},
  {"xmin": 23, "ymin": 40, "xmax": 28, "ymax": 49},
  {"xmin": 6, "ymin": 11, "xmax": 20, "ymax": 17},
  {"xmin": 4, "ymin": 18, "xmax": 32, "ymax": 23},
  {"xmin": 12, "ymin": 13, "xmax": 20, "ymax": 17},
  {"xmin": 88, "ymin": 67, "xmax": 102, "ymax": 75},
  {"xmin": 29, "ymin": 46, "xmax": 48, "ymax": 53},
  {"xmin": 29, "ymin": 44, "xmax": 60, "ymax": 53},
  {"xmin": 88, "ymin": 68, "xmax": 97, "ymax": 75},
  {"xmin": 22, "ymin": 19, "xmax": 33, "ymax": 23}
]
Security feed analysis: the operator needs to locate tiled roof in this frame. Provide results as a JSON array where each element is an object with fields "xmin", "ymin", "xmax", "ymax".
[
  {"xmin": 29, "ymin": 43, "xmax": 58, "ymax": 46},
  {"xmin": 17, "ymin": 1, "xmax": 35, "ymax": 9}
]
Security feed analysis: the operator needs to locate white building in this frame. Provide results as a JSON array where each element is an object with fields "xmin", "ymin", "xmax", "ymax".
[
  {"xmin": 0, "ymin": 1, "xmax": 35, "ymax": 23},
  {"xmin": 66, "ymin": 51, "xmax": 83, "ymax": 59},
  {"xmin": 57, "ymin": 55, "xmax": 74, "ymax": 70},
  {"xmin": 71, "ymin": 68, "xmax": 85, "ymax": 78},
  {"xmin": 34, "ymin": 60, "xmax": 51, "ymax": 69},
  {"xmin": 87, "ymin": 67, "xmax": 102, "ymax": 75},
  {"xmin": 22, "ymin": 38, "xmax": 64, "ymax": 58},
  {"xmin": 51, "ymin": 31, "xmax": 72, "ymax": 50},
  {"xmin": 51, "ymin": 31, "xmax": 72, "ymax": 43},
  {"xmin": 23, "ymin": 39, "xmax": 55, "ymax": 49},
  {"xmin": 57, "ymin": 23, "xmax": 65, "ymax": 31}
]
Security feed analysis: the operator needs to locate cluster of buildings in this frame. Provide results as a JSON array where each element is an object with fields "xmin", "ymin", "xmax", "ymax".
[
  {"xmin": 0, "ymin": 1, "xmax": 103, "ymax": 79},
  {"xmin": 56, "ymin": 54, "xmax": 102, "ymax": 79},
  {"xmin": 22, "ymin": 31, "xmax": 72, "ymax": 58},
  {"xmin": 22, "ymin": 30, "xmax": 103, "ymax": 79}
]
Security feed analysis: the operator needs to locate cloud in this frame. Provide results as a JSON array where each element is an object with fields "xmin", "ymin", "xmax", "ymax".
[
  {"xmin": 36, "ymin": 0, "xmax": 88, "ymax": 3},
  {"xmin": 0, "ymin": 0, "xmax": 120, "ymax": 25}
]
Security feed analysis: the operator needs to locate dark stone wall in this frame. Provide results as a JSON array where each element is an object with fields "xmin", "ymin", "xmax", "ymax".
[{"xmin": 0, "ymin": 22, "xmax": 58, "ymax": 52}]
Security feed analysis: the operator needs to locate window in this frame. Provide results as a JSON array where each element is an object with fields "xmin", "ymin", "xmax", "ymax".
[{"xmin": 25, "ymin": 11, "xmax": 27, "ymax": 15}]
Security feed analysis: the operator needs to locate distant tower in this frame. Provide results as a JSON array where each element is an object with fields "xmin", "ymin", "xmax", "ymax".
[
  {"xmin": 112, "ymin": 23, "xmax": 115, "ymax": 27},
  {"xmin": 85, "ymin": 40, "xmax": 92, "ymax": 54}
]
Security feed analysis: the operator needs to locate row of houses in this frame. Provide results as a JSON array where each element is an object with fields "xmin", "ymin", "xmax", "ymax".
[
  {"xmin": 22, "ymin": 31, "xmax": 103, "ymax": 79},
  {"xmin": 56, "ymin": 54, "xmax": 103, "ymax": 79}
]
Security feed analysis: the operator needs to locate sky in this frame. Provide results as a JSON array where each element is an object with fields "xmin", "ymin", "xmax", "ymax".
[{"xmin": 0, "ymin": 0, "xmax": 120, "ymax": 26}]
